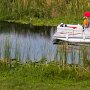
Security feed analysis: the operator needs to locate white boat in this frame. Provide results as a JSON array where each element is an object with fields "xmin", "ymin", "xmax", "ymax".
[{"xmin": 53, "ymin": 23, "xmax": 90, "ymax": 44}]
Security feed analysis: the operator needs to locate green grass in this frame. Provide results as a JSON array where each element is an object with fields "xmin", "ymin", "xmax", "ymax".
[
  {"xmin": 0, "ymin": 60, "xmax": 90, "ymax": 90},
  {"xmin": 0, "ymin": 0, "xmax": 89, "ymax": 26},
  {"xmin": 5, "ymin": 15, "xmax": 83, "ymax": 26}
]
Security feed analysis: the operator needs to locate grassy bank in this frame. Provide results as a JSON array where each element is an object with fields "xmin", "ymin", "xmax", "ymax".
[
  {"xmin": 0, "ymin": 0, "xmax": 89, "ymax": 26},
  {"xmin": 0, "ymin": 59, "xmax": 90, "ymax": 90},
  {"xmin": 6, "ymin": 16, "xmax": 83, "ymax": 26}
]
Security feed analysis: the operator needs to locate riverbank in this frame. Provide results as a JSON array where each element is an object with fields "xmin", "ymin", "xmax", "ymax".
[
  {"xmin": 0, "ymin": 60, "xmax": 90, "ymax": 90},
  {"xmin": 4, "ymin": 16, "xmax": 83, "ymax": 26},
  {"xmin": 0, "ymin": 0, "xmax": 88, "ymax": 26}
]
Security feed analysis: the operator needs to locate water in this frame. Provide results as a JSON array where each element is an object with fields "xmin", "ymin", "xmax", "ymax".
[
  {"xmin": 0, "ymin": 22, "xmax": 56, "ymax": 62},
  {"xmin": 0, "ymin": 21, "xmax": 90, "ymax": 64}
]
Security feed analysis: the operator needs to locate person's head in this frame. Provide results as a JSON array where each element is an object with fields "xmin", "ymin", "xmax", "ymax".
[{"xmin": 83, "ymin": 16, "xmax": 87, "ymax": 19}]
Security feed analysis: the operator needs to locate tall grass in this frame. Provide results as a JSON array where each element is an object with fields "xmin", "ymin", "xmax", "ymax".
[
  {"xmin": 0, "ymin": 0, "xmax": 89, "ymax": 20},
  {"xmin": 0, "ymin": 61, "xmax": 89, "ymax": 90},
  {"xmin": 0, "ymin": 58, "xmax": 90, "ymax": 81}
]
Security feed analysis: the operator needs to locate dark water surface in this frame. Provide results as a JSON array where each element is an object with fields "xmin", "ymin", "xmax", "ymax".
[{"xmin": 0, "ymin": 21, "xmax": 90, "ymax": 64}]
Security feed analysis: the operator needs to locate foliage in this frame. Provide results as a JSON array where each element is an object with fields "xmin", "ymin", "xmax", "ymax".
[
  {"xmin": 0, "ymin": 0, "xmax": 90, "ymax": 24},
  {"xmin": 0, "ymin": 60, "xmax": 90, "ymax": 90}
]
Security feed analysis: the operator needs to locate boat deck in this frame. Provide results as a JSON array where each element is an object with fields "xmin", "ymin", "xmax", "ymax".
[{"xmin": 53, "ymin": 28, "xmax": 90, "ymax": 43}]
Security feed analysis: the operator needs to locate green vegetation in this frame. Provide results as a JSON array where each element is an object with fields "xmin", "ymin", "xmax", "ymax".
[
  {"xmin": 0, "ymin": 0, "xmax": 90, "ymax": 25},
  {"xmin": 0, "ymin": 41, "xmax": 90, "ymax": 90},
  {"xmin": 0, "ymin": 1, "xmax": 90, "ymax": 89},
  {"xmin": 0, "ymin": 59, "xmax": 90, "ymax": 90}
]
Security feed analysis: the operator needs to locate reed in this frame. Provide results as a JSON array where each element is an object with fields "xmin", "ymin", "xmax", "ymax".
[
  {"xmin": 0, "ymin": 62, "xmax": 89, "ymax": 90},
  {"xmin": 0, "ymin": 0, "xmax": 89, "ymax": 23}
]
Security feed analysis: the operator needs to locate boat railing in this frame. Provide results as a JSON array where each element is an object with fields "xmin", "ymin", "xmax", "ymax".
[
  {"xmin": 65, "ymin": 29, "xmax": 86, "ymax": 40},
  {"xmin": 83, "ymin": 32, "xmax": 85, "ymax": 39}
]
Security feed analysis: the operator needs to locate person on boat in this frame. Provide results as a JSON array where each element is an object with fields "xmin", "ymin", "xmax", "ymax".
[
  {"xmin": 60, "ymin": 23, "xmax": 67, "ymax": 27},
  {"xmin": 60, "ymin": 23, "xmax": 64, "ymax": 27},
  {"xmin": 83, "ymin": 16, "xmax": 89, "ymax": 28}
]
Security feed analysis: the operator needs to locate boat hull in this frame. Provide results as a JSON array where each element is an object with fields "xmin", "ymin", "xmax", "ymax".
[{"xmin": 53, "ymin": 24, "xmax": 90, "ymax": 43}]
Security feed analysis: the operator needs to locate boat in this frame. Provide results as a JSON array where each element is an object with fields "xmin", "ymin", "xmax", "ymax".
[{"xmin": 53, "ymin": 12, "xmax": 90, "ymax": 44}]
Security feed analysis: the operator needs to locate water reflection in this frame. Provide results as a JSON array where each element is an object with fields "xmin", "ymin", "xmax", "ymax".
[
  {"xmin": 0, "ymin": 21, "xmax": 90, "ymax": 65},
  {"xmin": 0, "ymin": 21, "xmax": 56, "ymax": 62},
  {"xmin": 56, "ymin": 43, "xmax": 90, "ymax": 66}
]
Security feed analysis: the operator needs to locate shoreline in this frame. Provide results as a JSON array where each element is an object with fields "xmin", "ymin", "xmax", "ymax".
[{"xmin": 1, "ymin": 16, "xmax": 83, "ymax": 26}]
